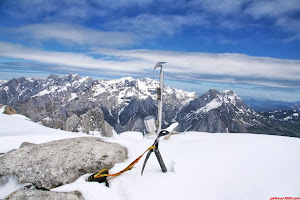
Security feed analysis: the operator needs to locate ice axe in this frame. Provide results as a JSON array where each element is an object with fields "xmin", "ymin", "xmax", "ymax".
[{"xmin": 141, "ymin": 122, "xmax": 178, "ymax": 175}]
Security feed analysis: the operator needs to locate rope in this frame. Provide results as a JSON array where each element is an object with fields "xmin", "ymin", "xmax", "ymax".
[{"xmin": 91, "ymin": 145, "xmax": 156, "ymax": 180}]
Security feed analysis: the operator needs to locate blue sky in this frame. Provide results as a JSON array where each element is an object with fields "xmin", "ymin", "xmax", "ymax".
[{"xmin": 0, "ymin": 0, "xmax": 299, "ymax": 101}]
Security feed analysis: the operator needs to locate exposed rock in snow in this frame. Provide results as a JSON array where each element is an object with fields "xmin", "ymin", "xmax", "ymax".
[
  {"xmin": 0, "ymin": 105, "xmax": 17, "ymax": 115},
  {"xmin": 0, "ymin": 137, "xmax": 127, "ymax": 190},
  {"xmin": 6, "ymin": 189, "xmax": 84, "ymax": 200}
]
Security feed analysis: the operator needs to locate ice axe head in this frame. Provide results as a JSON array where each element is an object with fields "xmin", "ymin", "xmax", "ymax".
[
  {"xmin": 158, "ymin": 130, "xmax": 169, "ymax": 137},
  {"xmin": 154, "ymin": 62, "xmax": 167, "ymax": 71}
]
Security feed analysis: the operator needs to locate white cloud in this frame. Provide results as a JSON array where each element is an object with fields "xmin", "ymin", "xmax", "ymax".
[
  {"xmin": 244, "ymin": 0, "xmax": 300, "ymax": 38},
  {"xmin": 244, "ymin": 0, "xmax": 299, "ymax": 19},
  {"xmin": 92, "ymin": 48, "xmax": 300, "ymax": 82},
  {"xmin": 104, "ymin": 14, "xmax": 207, "ymax": 39},
  {"xmin": 2, "ymin": 0, "xmax": 153, "ymax": 22},
  {"xmin": 16, "ymin": 23, "xmax": 137, "ymax": 47},
  {"xmin": 1, "ymin": 41, "xmax": 299, "ymax": 88},
  {"xmin": 0, "ymin": 41, "xmax": 149, "ymax": 73},
  {"xmin": 3, "ymin": 0, "xmax": 299, "ymax": 43},
  {"xmin": 189, "ymin": 0, "xmax": 247, "ymax": 15}
]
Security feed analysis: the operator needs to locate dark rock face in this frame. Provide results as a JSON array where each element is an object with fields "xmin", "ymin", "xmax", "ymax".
[
  {"xmin": 6, "ymin": 190, "xmax": 84, "ymax": 200},
  {"xmin": 260, "ymin": 110, "xmax": 300, "ymax": 137},
  {"xmin": 0, "ymin": 137, "xmax": 127, "ymax": 190}
]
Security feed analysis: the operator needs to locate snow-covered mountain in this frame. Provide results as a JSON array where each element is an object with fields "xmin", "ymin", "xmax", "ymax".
[
  {"xmin": 175, "ymin": 89, "xmax": 297, "ymax": 137},
  {"xmin": 0, "ymin": 74, "xmax": 197, "ymax": 133},
  {"xmin": 0, "ymin": 80, "xmax": 7, "ymax": 85},
  {"xmin": 263, "ymin": 110, "xmax": 300, "ymax": 123},
  {"xmin": 0, "ymin": 74, "xmax": 297, "ymax": 137},
  {"xmin": 261, "ymin": 109, "xmax": 300, "ymax": 137},
  {"xmin": 177, "ymin": 89, "xmax": 257, "ymax": 132}
]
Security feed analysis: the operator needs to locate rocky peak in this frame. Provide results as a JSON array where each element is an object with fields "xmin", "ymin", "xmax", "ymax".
[{"xmin": 176, "ymin": 89, "xmax": 261, "ymax": 133}]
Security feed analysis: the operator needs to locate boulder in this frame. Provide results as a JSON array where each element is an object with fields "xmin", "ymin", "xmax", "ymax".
[
  {"xmin": 6, "ymin": 190, "xmax": 84, "ymax": 200},
  {"xmin": 0, "ymin": 137, "xmax": 127, "ymax": 190},
  {"xmin": 0, "ymin": 105, "xmax": 17, "ymax": 115},
  {"xmin": 19, "ymin": 142, "xmax": 35, "ymax": 148}
]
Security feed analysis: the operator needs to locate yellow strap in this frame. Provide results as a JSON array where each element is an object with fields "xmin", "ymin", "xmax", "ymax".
[{"xmin": 93, "ymin": 145, "xmax": 156, "ymax": 179}]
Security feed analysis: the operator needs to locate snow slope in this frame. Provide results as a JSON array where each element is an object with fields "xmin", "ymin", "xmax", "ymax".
[
  {"xmin": 1, "ymin": 113, "xmax": 300, "ymax": 200},
  {"xmin": 0, "ymin": 113, "xmax": 85, "ymax": 153}
]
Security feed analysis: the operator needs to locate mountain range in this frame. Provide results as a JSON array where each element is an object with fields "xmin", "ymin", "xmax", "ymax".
[
  {"xmin": 243, "ymin": 97, "xmax": 300, "ymax": 112},
  {"xmin": 0, "ymin": 74, "xmax": 298, "ymax": 137}
]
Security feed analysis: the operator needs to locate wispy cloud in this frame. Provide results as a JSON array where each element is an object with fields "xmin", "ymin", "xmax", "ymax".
[
  {"xmin": 244, "ymin": 0, "xmax": 300, "ymax": 40},
  {"xmin": 9, "ymin": 23, "xmax": 137, "ymax": 48},
  {"xmin": 1, "ymin": 41, "xmax": 299, "ymax": 88},
  {"xmin": 0, "ymin": 41, "xmax": 149, "ymax": 73},
  {"xmin": 1, "ymin": 0, "xmax": 300, "ymax": 44},
  {"xmin": 92, "ymin": 48, "xmax": 300, "ymax": 82},
  {"xmin": 104, "ymin": 14, "xmax": 207, "ymax": 39}
]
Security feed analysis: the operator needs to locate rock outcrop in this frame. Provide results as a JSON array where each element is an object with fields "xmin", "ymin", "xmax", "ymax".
[
  {"xmin": 42, "ymin": 107, "xmax": 114, "ymax": 137},
  {"xmin": 0, "ymin": 137, "xmax": 127, "ymax": 190},
  {"xmin": 0, "ymin": 105, "xmax": 17, "ymax": 115},
  {"xmin": 6, "ymin": 190, "xmax": 84, "ymax": 200}
]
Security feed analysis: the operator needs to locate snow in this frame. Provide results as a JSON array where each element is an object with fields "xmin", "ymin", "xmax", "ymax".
[
  {"xmin": 0, "ymin": 114, "xmax": 85, "ymax": 153},
  {"xmin": 284, "ymin": 116, "xmax": 292, "ymax": 121},
  {"xmin": 222, "ymin": 90, "xmax": 241, "ymax": 106},
  {"xmin": 196, "ymin": 99, "xmax": 223, "ymax": 113},
  {"xmin": 92, "ymin": 84, "xmax": 107, "ymax": 96},
  {"xmin": 54, "ymin": 132, "xmax": 300, "ymax": 200},
  {"xmin": 0, "ymin": 176, "xmax": 26, "ymax": 198},
  {"xmin": 69, "ymin": 93, "xmax": 78, "ymax": 101},
  {"xmin": 293, "ymin": 113, "xmax": 299, "ymax": 117},
  {"xmin": 0, "ymin": 80, "xmax": 7, "ymax": 85},
  {"xmin": 32, "ymin": 89, "xmax": 52, "ymax": 97},
  {"xmin": 91, "ymin": 77, "xmax": 196, "ymax": 106},
  {"xmin": 1, "ymin": 112, "xmax": 300, "ymax": 200},
  {"xmin": 0, "ymin": 105, "xmax": 5, "ymax": 113}
]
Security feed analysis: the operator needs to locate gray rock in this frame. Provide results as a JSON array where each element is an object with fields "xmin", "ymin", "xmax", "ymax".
[
  {"xmin": 80, "ymin": 107, "xmax": 113, "ymax": 137},
  {"xmin": 19, "ymin": 142, "xmax": 36, "ymax": 148},
  {"xmin": 6, "ymin": 190, "xmax": 84, "ymax": 200},
  {"xmin": 0, "ymin": 137, "xmax": 127, "ymax": 190},
  {"xmin": 64, "ymin": 114, "xmax": 80, "ymax": 132}
]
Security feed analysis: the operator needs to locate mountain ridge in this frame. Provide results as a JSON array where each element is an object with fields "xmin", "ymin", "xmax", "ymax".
[{"xmin": 0, "ymin": 74, "xmax": 298, "ymax": 137}]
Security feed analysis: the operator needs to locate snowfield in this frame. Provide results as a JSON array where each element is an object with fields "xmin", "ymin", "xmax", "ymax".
[{"xmin": 1, "ymin": 113, "xmax": 300, "ymax": 200}]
